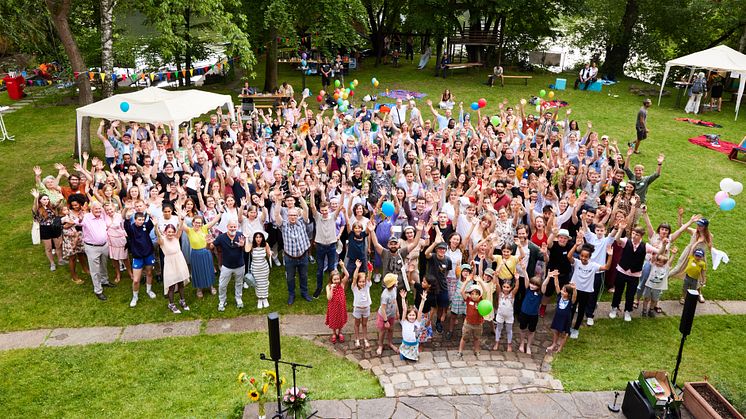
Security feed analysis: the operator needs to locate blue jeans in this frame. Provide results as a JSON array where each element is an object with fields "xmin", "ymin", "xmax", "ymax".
[
  {"xmin": 285, "ymin": 253, "xmax": 309, "ymax": 298},
  {"xmin": 315, "ymin": 243, "xmax": 337, "ymax": 293}
]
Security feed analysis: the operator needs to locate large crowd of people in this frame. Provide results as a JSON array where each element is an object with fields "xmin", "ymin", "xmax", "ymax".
[{"xmin": 31, "ymin": 80, "xmax": 717, "ymax": 357}]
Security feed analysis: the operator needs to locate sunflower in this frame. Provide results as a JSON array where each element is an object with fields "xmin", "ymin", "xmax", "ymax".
[
  {"xmin": 264, "ymin": 370, "xmax": 277, "ymax": 382},
  {"xmin": 248, "ymin": 390, "xmax": 260, "ymax": 402},
  {"xmin": 237, "ymin": 372, "xmax": 247, "ymax": 383},
  {"xmin": 262, "ymin": 383, "xmax": 269, "ymax": 394}
]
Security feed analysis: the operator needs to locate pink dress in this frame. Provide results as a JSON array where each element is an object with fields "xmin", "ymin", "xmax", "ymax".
[
  {"xmin": 161, "ymin": 236, "xmax": 191, "ymax": 291},
  {"xmin": 107, "ymin": 213, "xmax": 128, "ymax": 260}
]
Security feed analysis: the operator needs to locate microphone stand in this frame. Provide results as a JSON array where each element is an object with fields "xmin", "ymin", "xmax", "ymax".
[{"xmin": 260, "ymin": 353, "xmax": 317, "ymax": 418}]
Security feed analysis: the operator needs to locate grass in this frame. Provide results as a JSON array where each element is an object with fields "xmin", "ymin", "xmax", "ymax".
[
  {"xmin": 0, "ymin": 56, "xmax": 745, "ymax": 332},
  {"xmin": 0, "ymin": 332, "xmax": 383, "ymax": 417},
  {"xmin": 552, "ymin": 315, "xmax": 746, "ymax": 414}
]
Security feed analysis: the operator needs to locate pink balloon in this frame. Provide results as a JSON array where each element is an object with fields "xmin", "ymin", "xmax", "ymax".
[{"xmin": 714, "ymin": 190, "xmax": 729, "ymax": 205}]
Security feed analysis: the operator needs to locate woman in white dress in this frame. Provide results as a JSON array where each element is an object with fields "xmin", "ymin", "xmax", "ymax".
[{"xmin": 246, "ymin": 231, "xmax": 271, "ymax": 309}]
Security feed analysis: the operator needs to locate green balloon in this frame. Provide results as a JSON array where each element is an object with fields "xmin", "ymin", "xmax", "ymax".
[
  {"xmin": 477, "ymin": 299, "xmax": 493, "ymax": 316},
  {"xmin": 490, "ymin": 116, "xmax": 500, "ymax": 126},
  {"xmin": 539, "ymin": 89, "xmax": 547, "ymax": 97},
  {"xmin": 349, "ymin": 82, "xmax": 355, "ymax": 90},
  {"xmin": 334, "ymin": 80, "xmax": 341, "ymax": 87}
]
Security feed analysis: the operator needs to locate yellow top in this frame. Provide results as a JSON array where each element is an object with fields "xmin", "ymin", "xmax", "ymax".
[
  {"xmin": 684, "ymin": 255, "xmax": 706, "ymax": 279},
  {"xmin": 186, "ymin": 225, "xmax": 209, "ymax": 250},
  {"xmin": 494, "ymin": 255, "xmax": 519, "ymax": 281}
]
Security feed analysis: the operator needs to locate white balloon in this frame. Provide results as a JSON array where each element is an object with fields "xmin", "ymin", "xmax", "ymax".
[
  {"xmin": 726, "ymin": 181, "xmax": 743, "ymax": 196},
  {"xmin": 720, "ymin": 178, "xmax": 734, "ymax": 192}
]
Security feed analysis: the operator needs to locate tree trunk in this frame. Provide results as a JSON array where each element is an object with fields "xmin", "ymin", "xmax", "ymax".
[
  {"xmin": 601, "ymin": 0, "xmax": 639, "ymax": 80},
  {"xmin": 496, "ymin": 14, "xmax": 505, "ymax": 66},
  {"xmin": 433, "ymin": 34, "xmax": 443, "ymax": 77},
  {"xmin": 176, "ymin": 60, "xmax": 183, "ymax": 88},
  {"xmin": 740, "ymin": 23, "xmax": 746, "ymax": 53},
  {"xmin": 264, "ymin": 30, "xmax": 278, "ymax": 92},
  {"xmin": 100, "ymin": 0, "xmax": 114, "ymax": 97},
  {"xmin": 184, "ymin": 7, "xmax": 192, "ymax": 86},
  {"xmin": 46, "ymin": 0, "xmax": 93, "ymax": 157}
]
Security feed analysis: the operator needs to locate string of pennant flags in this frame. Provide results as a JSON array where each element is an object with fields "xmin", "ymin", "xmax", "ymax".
[{"xmin": 72, "ymin": 56, "xmax": 240, "ymax": 84}]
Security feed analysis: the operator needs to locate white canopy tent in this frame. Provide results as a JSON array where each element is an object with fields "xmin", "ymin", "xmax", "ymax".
[
  {"xmin": 658, "ymin": 45, "xmax": 746, "ymax": 120},
  {"xmin": 76, "ymin": 87, "xmax": 234, "ymax": 159}
]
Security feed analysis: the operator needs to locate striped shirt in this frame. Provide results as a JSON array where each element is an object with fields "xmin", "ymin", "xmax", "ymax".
[{"xmin": 280, "ymin": 219, "xmax": 311, "ymax": 258}]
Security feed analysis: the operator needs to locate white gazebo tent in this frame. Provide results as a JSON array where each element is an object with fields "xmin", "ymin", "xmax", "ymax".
[
  {"xmin": 76, "ymin": 87, "xmax": 234, "ymax": 159},
  {"xmin": 658, "ymin": 45, "xmax": 746, "ymax": 120}
]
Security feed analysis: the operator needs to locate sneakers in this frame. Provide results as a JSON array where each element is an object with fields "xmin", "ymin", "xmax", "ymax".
[
  {"xmin": 309, "ymin": 255, "xmax": 315, "ymax": 264},
  {"xmin": 435, "ymin": 319, "xmax": 444, "ymax": 333},
  {"xmin": 539, "ymin": 304, "xmax": 547, "ymax": 318},
  {"xmin": 608, "ymin": 309, "xmax": 618, "ymax": 319},
  {"xmin": 50, "ymin": 264, "xmax": 56, "ymax": 272},
  {"xmin": 179, "ymin": 299, "xmax": 190, "ymax": 311},
  {"xmin": 699, "ymin": 295, "xmax": 706, "ymax": 303},
  {"xmin": 586, "ymin": 317, "xmax": 595, "ymax": 326},
  {"xmin": 146, "ymin": 290, "xmax": 156, "ymax": 299},
  {"xmin": 130, "ymin": 296, "xmax": 138, "ymax": 308},
  {"xmin": 210, "ymin": 287, "xmax": 217, "ymax": 295},
  {"xmin": 218, "ymin": 303, "xmax": 226, "ymax": 312},
  {"xmin": 570, "ymin": 329, "xmax": 579, "ymax": 339},
  {"xmin": 236, "ymin": 300, "xmax": 244, "ymax": 309},
  {"xmin": 624, "ymin": 311, "xmax": 632, "ymax": 322},
  {"xmin": 168, "ymin": 303, "xmax": 181, "ymax": 314},
  {"xmin": 258, "ymin": 301, "xmax": 263, "ymax": 309},
  {"xmin": 263, "ymin": 299, "xmax": 270, "ymax": 308},
  {"xmin": 272, "ymin": 255, "xmax": 282, "ymax": 266},
  {"xmin": 243, "ymin": 282, "xmax": 249, "ymax": 289},
  {"xmin": 58, "ymin": 259, "xmax": 68, "ymax": 266},
  {"xmin": 374, "ymin": 273, "xmax": 382, "ymax": 283},
  {"xmin": 119, "ymin": 261, "xmax": 126, "ymax": 271}
]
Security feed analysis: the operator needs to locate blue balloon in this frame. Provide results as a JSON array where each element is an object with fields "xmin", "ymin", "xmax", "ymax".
[
  {"xmin": 719, "ymin": 197, "xmax": 736, "ymax": 211},
  {"xmin": 301, "ymin": 59, "xmax": 307, "ymax": 67},
  {"xmin": 382, "ymin": 201, "xmax": 395, "ymax": 217},
  {"xmin": 470, "ymin": 102, "xmax": 479, "ymax": 111},
  {"xmin": 120, "ymin": 101, "xmax": 130, "ymax": 112}
]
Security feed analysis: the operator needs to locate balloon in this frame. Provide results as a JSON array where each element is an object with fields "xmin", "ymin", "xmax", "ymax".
[
  {"xmin": 301, "ymin": 52, "xmax": 307, "ymax": 59},
  {"xmin": 719, "ymin": 178, "xmax": 734, "ymax": 192},
  {"xmin": 470, "ymin": 102, "xmax": 479, "ymax": 111},
  {"xmin": 726, "ymin": 181, "xmax": 743, "ymax": 196},
  {"xmin": 343, "ymin": 100, "xmax": 349, "ymax": 106},
  {"xmin": 333, "ymin": 93, "xmax": 339, "ymax": 100},
  {"xmin": 316, "ymin": 95, "xmax": 323, "ymax": 102},
  {"xmin": 353, "ymin": 79, "xmax": 359, "ymax": 87},
  {"xmin": 520, "ymin": 98, "xmax": 527, "ymax": 106},
  {"xmin": 548, "ymin": 91, "xmax": 555, "ymax": 99},
  {"xmin": 536, "ymin": 104, "xmax": 541, "ymax": 112},
  {"xmin": 374, "ymin": 80, "xmax": 380, "ymax": 88},
  {"xmin": 337, "ymin": 98, "xmax": 344, "ymax": 106},
  {"xmin": 350, "ymin": 82, "xmax": 355, "ymax": 90},
  {"xmin": 720, "ymin": 198, "xmax": 736, "ymax": 211},
  {"xmin": 371, "ymin": 77, "xmax": 377, "ymax": 85},
  {"xmin": 539, "ymin": 89, "xmax": 546, "ymax": 97},
  {"xmin": 345, "ymin": 88, "xmax": 351, "ymax": 94},
  {"xmin": 715, "ymin": 191, "xmax": 730, "ymax": 205},
  {"xmin": 301, "ymin": 59, "xmax": 307, "ymax": 67},
  {"xmin": 490, "ymin": 116, "xmax": 500, "ymax": 126},
  {"xmin": 349, "ymin": 90, "xmax": 355, "ymax": 97},
  {"xmin": 478, "ymin": 98, "xmax": 487, "ymax": 108},
  {"xmin": 477, "ymin": 300, "xmax": 493, "ymax": 316},
  {"xmin": 342, "ymin": 91, "xmax": 348, "ymax": 100},
  {"xmin": 120, "ymin": 102, "xmax": 130, "ymax": 112},
  {"xmin": 382, "ymin": 201, "xmax": 395, "ymax": 217},
  {"xmin": 334, "ymin": 80, "xmax": 341, "ymax": 87},
  {"xmin": 339, "ymin": 104, "xmax": 347, "ymax": 112},
  {"xmin": 379, "ymin": 105, "xmax": 391, "ymax": 114}
]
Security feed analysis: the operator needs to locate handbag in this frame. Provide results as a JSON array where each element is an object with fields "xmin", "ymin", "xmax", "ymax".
[
  {"xmin": 243, "ymin": 248, "xmax": 256, "ymax": 287},
  {"xmin": 31, "ymin": 221, "xmax": 41, "ymax": 245}
]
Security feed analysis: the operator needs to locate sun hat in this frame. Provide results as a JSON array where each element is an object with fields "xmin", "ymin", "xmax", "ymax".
[
  {"xmin": 467, "ymin": 284, "xmax": 482, "ymax": 294},
  {"xmin": 383, "ymin": 273, "xmax": 398, "ymax": 288},
  {"xmin": 557, "ymin": 229, "xmax": 571, "ymax": 238},
  {"xmin": 484, "ymin": 268, "xmax": 495, "ymax": 277},
  {"xmin": 461, "ymin": 263, "xmax": 472, "ymax": 271}
]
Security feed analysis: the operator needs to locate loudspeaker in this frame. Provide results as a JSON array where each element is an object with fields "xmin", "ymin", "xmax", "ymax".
[
  {"xmin": 622, "ymin": 381, "xmax": 655, "ymax": 419},
  {"xmin": 679, "ymin": 289, "xmax": 699, "ymax": 336},
  {"xmin": 268, "ymin": 312, "xmax": 281, "ymax": 361}
]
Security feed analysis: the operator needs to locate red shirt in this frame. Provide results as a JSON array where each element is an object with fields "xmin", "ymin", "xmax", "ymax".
[{"xmin": 465, "ymin": 296, "xmax": 484, "ymax": 325}]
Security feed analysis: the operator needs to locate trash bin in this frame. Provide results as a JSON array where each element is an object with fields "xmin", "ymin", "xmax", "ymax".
[{"xmin": 3, "ymin": 75, "xmax": 26, "ymax": 100}]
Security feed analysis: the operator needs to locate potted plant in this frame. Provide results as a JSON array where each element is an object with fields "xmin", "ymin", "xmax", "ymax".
[
  {"xmin": 683, "ymin": 381, "xmax": 744, "ymax": 419},
  {"xmin": 238, "ymin": 370, "xmax": 284, "ymax": 419},
  {"xmin": 282, "ymin": 386, "xmax": 311, "ymax": 419}
]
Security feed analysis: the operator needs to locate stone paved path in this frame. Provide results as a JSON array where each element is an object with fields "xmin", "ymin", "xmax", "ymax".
[{"xmin": 242, "ymin": 393, "xmax": 695, "ymax": 419}]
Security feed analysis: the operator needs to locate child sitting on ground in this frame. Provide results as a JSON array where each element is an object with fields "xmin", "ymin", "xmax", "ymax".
[
  {"xmin": 398, "ymin": 288, "xmax": 428, "ymax": 361},
  {"xmin": 457, "ymin": 275, "xmax": 488, "ymax": 357},
  {"xmin": 547, "ymin": 280, "xmax": 577, "ymax": 354}
]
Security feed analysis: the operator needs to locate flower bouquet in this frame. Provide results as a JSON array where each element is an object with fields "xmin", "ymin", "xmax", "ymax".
[
  {"xmin": 282, "ymin": 386, "xmax": 311, "ymax": 419},
  {"xmin": 238, "ymin": 370, "xmax": 283, "ymax": 419}
]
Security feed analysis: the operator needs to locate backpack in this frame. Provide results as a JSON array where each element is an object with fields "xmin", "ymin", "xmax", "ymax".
[{"xmin": 692, "ymin": 80, "xmax": 704, "ymax": 94}]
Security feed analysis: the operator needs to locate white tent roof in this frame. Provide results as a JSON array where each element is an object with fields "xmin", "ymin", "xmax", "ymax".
[
  {"xmin": 658, "ymin": 45, "xmax": 746, "ymax": 120},
  {"xmin": 76, "ymin": 87, "xmax": 234, "ymax": 157}
]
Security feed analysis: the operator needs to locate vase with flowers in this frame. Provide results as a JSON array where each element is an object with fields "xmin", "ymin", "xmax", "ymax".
[
  {"xmin": 282, "ymin": 386, "xmax": 311, "ymax": 419},
  {"xmin": 238, "ymin": 370, "xmax": 284, "ymax": 419}
]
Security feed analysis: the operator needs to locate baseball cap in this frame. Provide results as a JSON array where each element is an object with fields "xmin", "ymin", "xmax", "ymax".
[
  {"xmin": 694, "ymin": 249, "xmax": 705, "ymax": 257},
  {"xmin": 484, "ymin": 268, "xmax": 495, "ymax": 277},
  {"xmin": 435, "ymin": 242, "xmax": 448, "ymax": 250},
  {"xmin": 460, "ymin": 263, "xmax": 472, "ymax": 271},
  {"xmin": 388, "ymin": 236, "xmax": 399, "ymax": 244},
  {"xmin": 696, "ymin": 218, "xmax": 709, "ymax": 227}
]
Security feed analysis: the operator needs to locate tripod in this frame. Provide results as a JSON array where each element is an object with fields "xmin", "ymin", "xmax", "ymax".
[
  {"xmin": 0, "ymin": 110, "xmax": 14, "ymax": 142},
  {"xmin": 260, "ymin": 353, "xmax": 317, "ymax": 419}
]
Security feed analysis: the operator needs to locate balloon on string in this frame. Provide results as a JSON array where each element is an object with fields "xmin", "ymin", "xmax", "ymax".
[
  {"xmin": 478, "ymin": 98, "xmax": 487, "ymax": 108},
  {"xmin": 334, "ymin": 80, "xmax": 341, "ymax": 87},
  {"xmin": 349, "ymin": 90, "xmax": 354, "ymax": 97},
  {"xmin": 301, "ymin": 59, "xmax": 307, "ymax": 67},
  {"xmin": 714, "ymin": 191, "xmax": 729, "ymax": 205},
  {"xmin": 353, "ymin": 79, "xmax": 359, "ymax": 87},
  {"xmin": 120, "ymin": 102, "xmax": 130, "ymax": 112},
  {"xmin": 720, "ymin": 178, "xmax": 734, "ymax": 192},
  {"xmin": 719, "ymin": 197, "xmax": 736, "ymax": 211},
  {"xmin": 539, "ymin": 89, "xmax": 547, "ymax": 97},
  {"xmin": 301, "ymin": 52, "xmax": 307, "ymax": 59},
  {"xmin": 382, "ymin": 201, "xmax": 395, "ymax": 217},
  {"xmin": 520, "ymin": 98, "xmax": 527, "ymax": 106},
  {"xmin": 548, "ymin": 91, "xmax": 555, "ymax": 99},
  {"xmin": 477, "ymin": 300, "xmax": 493, "ymax": 316},
  {"xmin": 316, "ymin": 95, "xmax": 323, "ymax": 102},
  {"xmin": 337, "ymin": 98, "xmax": 344, "ymax": 106},
  {"xmin": 490, "ymin": 116, "xmax": 500, "ymax": 126},
  {"xmin": 723, "ymin": 179, "xmax": 743, "ymax": 196},
  {"xmin": 333, "ymin": 92, "xmax": 339, "ymax": 100},
  {"xmin": 471, "ymin": 102, "xmax": 479, "ymax": 111},
  {"xmin": 339, "ymin": 104, "xmax": 348, "ymax": 112},
  {"xmin": 350, "ymin": 82, "xmax": 355, "ymax": 90}
]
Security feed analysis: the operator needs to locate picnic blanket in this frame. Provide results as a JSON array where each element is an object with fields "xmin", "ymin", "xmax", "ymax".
[
  {"xmin": 688, "ymin": 135, "xmax": 739, "ymax": 156},
  {"xmin": 379, "ymin": 89, "xmax": 427, "ymax": 100},
  {"xmin": 675, "ymin": 117, "xmax": 722, "ymax": 128}
]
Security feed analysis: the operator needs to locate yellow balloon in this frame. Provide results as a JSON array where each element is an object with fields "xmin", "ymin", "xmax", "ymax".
[
  {"xmin": 520, "ymin": 98, "xmax": 527, "ymax": 105},
  {"xmin": 353, "ymin": 79, "xmax": 359, "ymax": 86},
  {"xmin": 374, "ymin": 80, "xmax": 380, "ymax": 87},
  {"xmin": 548, "ymin": 91, "xmax": 555, "ymax": 99}
]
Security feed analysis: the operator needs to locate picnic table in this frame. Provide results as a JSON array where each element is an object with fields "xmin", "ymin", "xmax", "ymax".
[{"xmin": 238, "ymin": 93, "xmax": 289, "ymax": 113}]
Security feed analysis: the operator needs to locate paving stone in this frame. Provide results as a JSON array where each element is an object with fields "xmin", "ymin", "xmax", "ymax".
[
  {"xmin": 424, "ymin": 370, "xmax": 442, "ymax": 380},
  {"xmin": 520, "ymin": 370, "xmax": 535, "ymax": 378},
  {"xmin": 455, "ymin": 400, "xmax": 493, "ymax": 418},
  {"xmin": 383, "ymin": 384, "xmax": 395, "ymax": 398},
  {"xmin": 413, "ymin": 380, "xmax": 429, "ymax": 388},
  {"xmin": 393, "ymin": 382, "xmax": 412, "ymax": 391},
  {"xmin": 391, "ymin": 400, "xmax": 419, "ymax": 419},
  {"xmin": 546, "ymin": 393, "xmax": 583, "ymax": 417},
  {"xmin": 398, "ymin": 365, "xmax": 414, "ymax": 372},
  {"xmin": 483, "ymin": 376, "xmax": 500, "ymax": 384},
  {"xmin": 496, "ymin": 367, "xmax": 520, "ymax": 376},
  {"xmin": 205, "ymin": 316, "xmax": 264, "ymax": 334},
  {"xmin": 406, "ymin": 388, "xmax": 424, "ymax": 397},
  {"xmin": 312, "ymin": 399, "xmax": 352, "ymax": 418},
  {"xmin": 120, "ymin": 320, "xmax": 200, "ymax": 342},
  {"xmin": 399, "ymin": 396, "xmax": 455, "ymax": 419},
  {"xmin": 572, "ymin": 391, "xmax": 616, "ymax": 418},
  {"xmin": 466, "ymin": 385, "xmax": 484, "ymax": 395},
  {"xmin": 511, "ymin": 392, "xmax": 565, "ymax": 417},
  {"xmin": 446, "ymin": 377, "xmax": 463, "ymax": 385},
  {"xmin": 462, "ymin": 376, "xmax": 481, "ymax": 385},
  {"xmin": 0, "ymin": 329, "xmax": 51, "ymax": 350},
  {"xmin": 390, "ymin": 373, "xmax": 408, "ymax": 385},
  {"xmin": 501, "ymin": 376, "xmax": 519, "ymax": 385},
  {"xmin": 451, "ymin": 360, "xmax": 467, "ymax": 367},
  {"xmin": 716, "ymin": 300, "xmax": 746, "ymax": 315},
  {"xmin": 46, "ymin": 327, "xmax": 121, "ymax": 346},
  {"xmin": 487, "ymin": 394, "xmax": 521, "ymax": 418},
  {"xmin": 437, "ymin": 387, "xmax": 454, "ymax": 396},
  {"xmin": 357, "ymin": 398, "xmax": 396, "ymax": 418}
]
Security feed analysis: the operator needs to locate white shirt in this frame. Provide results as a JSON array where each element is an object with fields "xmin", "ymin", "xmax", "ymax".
[
  {"xmin": 570, "ymin": 259, "xmax": 602, "ymax": 292},
  {"xmin": 391, "ymin": 105, "xmax": 407, "ymax": 126}
]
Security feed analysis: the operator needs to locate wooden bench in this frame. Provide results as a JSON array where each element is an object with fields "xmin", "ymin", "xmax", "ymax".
[
  {"xmin": 444, "ymin": 62, "xmax": 483, "ymax": 76},
  {"xmin": 501, "ymin": 75, "xmax": 532, "ymax": 87}
]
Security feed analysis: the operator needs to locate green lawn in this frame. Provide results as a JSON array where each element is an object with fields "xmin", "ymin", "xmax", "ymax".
[
  {"xmin": 552, "ymin": 315, "xmax": 746, "ymax": 414},
  {"xmin": 0, "ymin": 332, "xmax": 382, "ymax": 418},
  {"xmin": 0, "ymin": 57, "xmax": 744, "ymax": 332}
]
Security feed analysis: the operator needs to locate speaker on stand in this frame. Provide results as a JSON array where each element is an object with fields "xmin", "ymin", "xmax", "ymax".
[{"xmin": 673, "ymin": 289, "xmax": 699, "ymax": 386}]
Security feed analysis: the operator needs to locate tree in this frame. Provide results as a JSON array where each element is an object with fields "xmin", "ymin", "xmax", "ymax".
[
  {"xmin": 0, "ymin": 0, "xmax": 60, "ymax": 58},
  {"xmin": 362, "ymin": 0, "xmax": 403, "ymax": 65},
  {"xmin": 100, "ymin": 0, "xmax": 115, "ymax": 97},
  {"xmin": 45, "ymin": 0, "xmax": 94, "ymax": 156}
]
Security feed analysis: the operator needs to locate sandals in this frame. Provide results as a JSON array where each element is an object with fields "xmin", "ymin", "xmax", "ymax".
[
  {"xmin": 632, "ymin": 302, "xmax": 639, "ymax": 310},
  {"xmin": 338, "ymin": 333, "xmax": 345, "ymax": 343},
  {"xmin": 376, "ymin": 346, "xmax": 383, "ymax": 356},
  {"xmin": 654, "ymin": 307, "xmax": 663, "ymax": 314},
  {"xmin": 331, "ymin": 334, "xmax": 337, "ymax": 343},
  {"xmin": 364, "ymin": 339, "xmax": 371, "ymax": 348},
  {"xmin": 355, "ymin": 339, "xmax": 361, "ymax": 348},
  {"xmin": 679, "ymin": 298, "xmax": 685, "ymax": 305}
]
